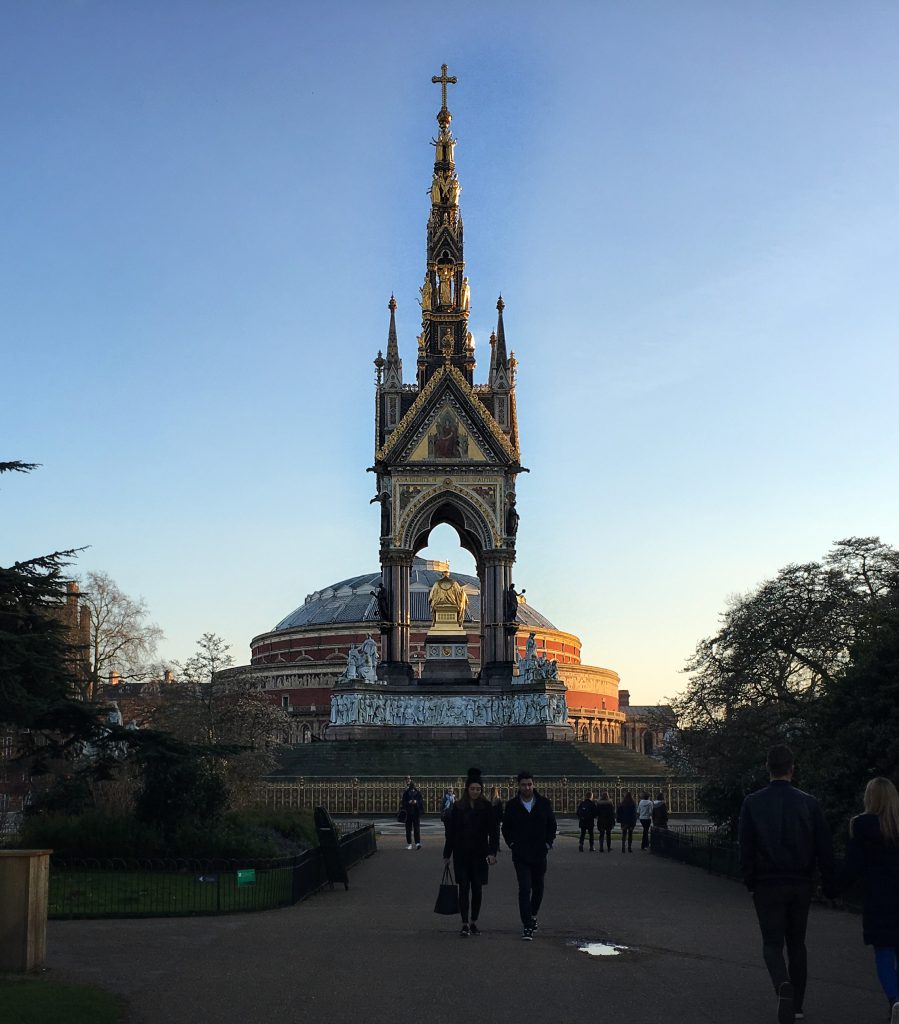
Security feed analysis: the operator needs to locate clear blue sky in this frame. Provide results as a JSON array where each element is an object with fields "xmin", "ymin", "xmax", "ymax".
[{"xmin": 3, "ymin": 2, "xmax": 898, "ymax": 702}]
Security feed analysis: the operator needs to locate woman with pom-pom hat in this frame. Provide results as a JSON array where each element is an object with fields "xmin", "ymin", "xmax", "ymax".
[{"xmin": 443, "ymin": 768, "xmax": 499, "ymax": 936}]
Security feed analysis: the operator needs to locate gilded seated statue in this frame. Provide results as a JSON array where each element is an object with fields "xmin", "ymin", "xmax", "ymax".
[{"xmin": 427, "ymin": 569, "xmax": 467, "ymax": 636}]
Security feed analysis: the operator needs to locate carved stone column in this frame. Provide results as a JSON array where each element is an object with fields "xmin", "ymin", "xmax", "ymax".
[
  {"xmin": 481, "ymin": 551, "xmax": 514, "ymax": 684},
  {"xmin": 379, "ymin": 548, "xmax": 414, "ymax": 684}
]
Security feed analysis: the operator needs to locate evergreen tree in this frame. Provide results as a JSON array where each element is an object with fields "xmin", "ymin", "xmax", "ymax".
[{"xmin": 0, "ymin": 462, "xmax": 99, "ymax": 754}]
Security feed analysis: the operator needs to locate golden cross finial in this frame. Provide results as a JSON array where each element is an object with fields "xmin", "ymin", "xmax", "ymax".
[{"xmin": 431, "ymin": 63, "xmax": 457, "ymax": 110}]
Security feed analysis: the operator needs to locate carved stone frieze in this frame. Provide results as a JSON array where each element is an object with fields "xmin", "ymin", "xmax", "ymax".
[{"xmin": 329, "ymin": 690, "xmax": 569, "ymax": 728}]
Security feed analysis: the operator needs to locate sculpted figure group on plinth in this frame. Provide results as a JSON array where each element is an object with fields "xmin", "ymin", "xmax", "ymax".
[
  {"xmin": 517, "ymin": 631, "xmax": 559, "ymax": 685},
  {"xmin": 339, "ymin": 635, "xmax": 381, "ymax": 684}
]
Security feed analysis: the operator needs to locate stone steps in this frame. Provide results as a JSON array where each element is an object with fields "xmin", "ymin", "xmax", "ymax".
[
  {"xmin": 269, "ymin": 741, "xmax": 668, "ymax": 779},
  {"xmin": 574, "ymin": 743, "xmax": 669, "ymax": 777}
]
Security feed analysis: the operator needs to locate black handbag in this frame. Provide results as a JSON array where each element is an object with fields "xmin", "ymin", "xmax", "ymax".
[
  {"xmin": 434, "ymin": 864, "xmax": 460, "ymax": 916},
  {"xmin": 396, "ymin": 807, "xmax": 407, "ymax": 823}
]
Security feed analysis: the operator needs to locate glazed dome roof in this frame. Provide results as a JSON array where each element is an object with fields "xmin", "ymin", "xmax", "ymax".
[{"xmin": 273, "ymin": 558, "xmax": 556, "ymax": 632}]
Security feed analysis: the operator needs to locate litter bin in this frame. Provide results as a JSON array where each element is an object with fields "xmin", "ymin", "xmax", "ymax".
[{"xmin": 0, "ymin": 849, "xmax": 52, "ymax": 972}]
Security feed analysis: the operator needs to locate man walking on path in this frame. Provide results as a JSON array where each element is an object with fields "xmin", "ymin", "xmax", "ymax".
[
  {"xmin": 402, "ymin": 779, "xmax": 425, "ymax": 849},
  {"xmin": 501, "ymin": 770, "xmax": 557, "ymax": 940},
  {"xmin": 739, "ymin": 745, "xmax": 835, "ymax": 1024}
]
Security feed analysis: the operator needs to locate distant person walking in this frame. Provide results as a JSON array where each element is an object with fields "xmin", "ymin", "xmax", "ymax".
[
  {"xmin": 490, "ymin": 786, "xmax": 504, "ymax": 833},
  {"xmin": 595, "ymin": 791, "xmax": 615, "ymax": 852},
  {"xmin": 637, "ymin": 791, "xmax": 654, "ymax": 850},
  {"xmin": 739, "ymin": 745, "xmax": 834, "ymax": 1024},
  {"xmin": 652, "ymin": 792, "xmax": 669, "ymax": 833},
  {"xmin": 833, "ymin": 777, "xmax": 899, "ymax": 1024},
  {"xmin": 617, "ymin": 791, "xmax": 637, "ymax": 852},
  {"xmin": 442, "ymin": 768, "xmax": 499, "ymax": 937},
  {"xmin": 402, "ymin": 779, "xmax": 425, "ymax": 850},
  {"xmin": 440, "ymin": 787, "xmax": 456, "ymax": 838},
  {"xmin": 501, "ymin": 771, "xmax": 557, "ymax": 940},
  {"xmin": 577, "ymin": 791, "xmax": 597, "ymax": 852}
]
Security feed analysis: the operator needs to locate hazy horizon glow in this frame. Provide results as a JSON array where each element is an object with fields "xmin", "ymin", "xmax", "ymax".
[{"xmin": 3, "ymin": 2, "xmax": 898, "ymax": 703}]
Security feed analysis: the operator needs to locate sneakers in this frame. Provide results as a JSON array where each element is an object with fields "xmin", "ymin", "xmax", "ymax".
[
  {"xmin": 406, "ymin": 844, "xmax": 413, "ymax": 850},
  {"xmin": 794, "ymin": 1013, "xmax": 804, "ymax": 1021},
  {"xmin": 415, "ymin": 843, "xmax": 422, "ymax": 850},
  {"xmin": 530, "ymin": 917, "xmax": 538, "ymax": 933},
  {"xmin": 460, "ymin": 924, "xmax": 470, "ymax": 937},
  {"xmin": 589, "ymin": 846, "xmax": 595, "ymax": 852},
  {"xmin": 777, "ymin": 982, "xmax": 794, "ymax": 1024},
  {"xmin": 469, "ymin": 922, "xmax": 480, "ymax": 936},
  {"xmin": 521, "ymin": 927, "xmax": 533, "ymax": 941},
  {"xmin": 891, "ymin": 1002, "xmax": 899, "ymax": 1024},
  {"xmin": 578, "ymin": 846, "xmax": 584, "ymax": 852}
]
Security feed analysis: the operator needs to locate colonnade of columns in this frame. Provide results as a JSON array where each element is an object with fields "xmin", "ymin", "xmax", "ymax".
[{"xmin": 378, "ymin": 547, "xmax": 516, "ymax": 683}]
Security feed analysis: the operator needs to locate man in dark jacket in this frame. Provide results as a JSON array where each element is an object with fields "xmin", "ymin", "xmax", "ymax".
[
  {"xmin": 501, "ymin": 770, "xmax": 557, "ymax": 940},
  {"xmin": 739, "ymin": 745, "xmax": 834, "ymax": 1024},
  {"xmin": 401, "ymin": 779, "xmax": 425, "ymax": 850}
]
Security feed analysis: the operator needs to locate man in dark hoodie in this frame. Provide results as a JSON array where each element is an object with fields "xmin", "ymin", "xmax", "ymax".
[
  {"xmin": 739, "ymin": 745, "xmax": 834, "ymax": 1024},
  {"xmin": 501, "ymin": 770, "xmax": 557, "ymax": 941}
]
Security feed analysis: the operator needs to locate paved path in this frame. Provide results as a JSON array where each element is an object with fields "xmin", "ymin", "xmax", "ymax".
[{"xmin": 48, "ymin": 822, "xmax": 883, "ymax": 1024}]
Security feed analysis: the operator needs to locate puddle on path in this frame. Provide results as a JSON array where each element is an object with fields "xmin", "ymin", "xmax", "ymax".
[{"xmin": 570, "ymin": 940, "xmax": 632, "ymax": 957}]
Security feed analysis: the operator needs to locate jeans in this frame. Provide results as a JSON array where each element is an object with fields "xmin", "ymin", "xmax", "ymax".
[
  {"xmin": 513, "ymin": 858, "xmax": 546, "ymax": 927},
  {"xmin": 579, "ymin": 825, "xmax": 594, "ymax": 849},
  {"xmin": 874, "ymin": 947, "xmax": 899, "ymax": 1004},
  {"xmin": 405, "ymin": 815, "xmax": 420, "ymax": 845},
  {"xmin": 620, "ymin": 826, "xmax": 634, "ymax": 850},
  {"xmin": 640, "ymin": 819, "xmax": 652, "ymax": 849},
  {"xmin": 597, "ymin": 827, "xmax": 612, "ymax": 851},
  {"xmin": 752, "ymin": 883, "xmax": 813, "ymax": 1011}
]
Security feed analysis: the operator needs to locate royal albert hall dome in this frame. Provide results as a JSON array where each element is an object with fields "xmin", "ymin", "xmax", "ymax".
[{"xmin": 235, "ymin": 559, "xmax": 625, "ymax": 744}]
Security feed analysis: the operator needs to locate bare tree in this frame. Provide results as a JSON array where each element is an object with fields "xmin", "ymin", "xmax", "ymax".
[
  {"xmin": 158, "ymin": 634, "xmax": 288, "ymax": 801},
  {"xmin": 77, "ymin": 571, "xmax": 164, "ymax": 700}
]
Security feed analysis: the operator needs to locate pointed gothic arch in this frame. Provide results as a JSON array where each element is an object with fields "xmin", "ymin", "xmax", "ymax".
[{"xmin": 402, "ymin": 489, "xmax": 494, "ymax": 558}]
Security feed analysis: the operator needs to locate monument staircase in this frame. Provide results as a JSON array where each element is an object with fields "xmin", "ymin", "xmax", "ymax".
[
  {"xmin": 269, "ymin": 741, "xmax": 667, "ymax": 780},
  {"xmin": 573, "ymin": 743, "xmax": 668, "ymax": 777}
]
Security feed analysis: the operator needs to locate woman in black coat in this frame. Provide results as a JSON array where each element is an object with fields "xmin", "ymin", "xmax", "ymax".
[
  {"xmin": 443, "ymin": 768, "xmax": 499, "ymax": 936},
  {"xmin": 834, "ymin": 777, "xmax": 899, "ymax": 1022},
  {"xmin": 616, "ymin": 791, "xmax": 637, "ymax": 852},
  {"xmin": 595, "ymin": 791, "xmax": 616, "ymax": 852}
]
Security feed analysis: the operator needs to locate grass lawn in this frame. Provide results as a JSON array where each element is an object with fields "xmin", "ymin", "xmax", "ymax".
[
  {"xmin": 0, "ymin": 974, "xmax": 122, "ymax": 1024},
  {"xmin": 49, "ymin": 863, "xmax": 298, "ymax": 917}
]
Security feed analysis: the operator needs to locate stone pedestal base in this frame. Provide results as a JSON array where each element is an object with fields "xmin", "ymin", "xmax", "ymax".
[
  {"xmin": 376, "ymin": 661, "xmax": 415, "ymax": 685},
  {"xmin": 421, "ymin": 636, "xmax": 472, "ymax": 683},
  {"xmin": 481, "ymin": 661, "xmax": 514, "ymax": 686},
  {"xmin": 327, "ymin": 681, "xmax": 571, "ymax": 739}
]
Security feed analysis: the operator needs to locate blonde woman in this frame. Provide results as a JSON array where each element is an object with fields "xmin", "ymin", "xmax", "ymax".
[{"xmin": 836, "ymin": 777, "xmax": 899, "ymax": 1023}]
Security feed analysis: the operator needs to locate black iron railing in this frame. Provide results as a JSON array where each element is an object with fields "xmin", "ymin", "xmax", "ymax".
[
  {"xmin": 49, "ymin": 821, "xmax": 377, "ymax": 919},
  {"xmin": 650, "ymin": 826, "xmax": 741, "ymax": 878}
]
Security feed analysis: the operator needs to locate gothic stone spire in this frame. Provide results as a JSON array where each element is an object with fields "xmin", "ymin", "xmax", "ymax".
[{"xmin": 384, "ymin": 294, "xmax": 403, "ymax": 390}]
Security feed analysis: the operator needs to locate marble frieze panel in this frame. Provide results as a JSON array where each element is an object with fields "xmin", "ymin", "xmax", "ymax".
[{"xmin": 329, "ymin": 690, "xmax": 569, "ymax": 728}]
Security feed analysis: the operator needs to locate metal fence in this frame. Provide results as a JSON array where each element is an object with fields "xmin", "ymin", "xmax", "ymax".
[
  {"xmin": 264, "ymin": 777, "xmax": 703, "ymax": 817},
  {"xmin": 49, "ymin": 821, "xmax": 377, "ymax": 919},
  {"xmin": 649, "ymin": 826, "xmax": 741, "ymax": 878}
]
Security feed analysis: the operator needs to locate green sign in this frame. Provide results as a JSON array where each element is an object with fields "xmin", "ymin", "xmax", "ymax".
[{"xmin": 236, "ymin": 868, "xmax": 256, "ymax": 887}]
